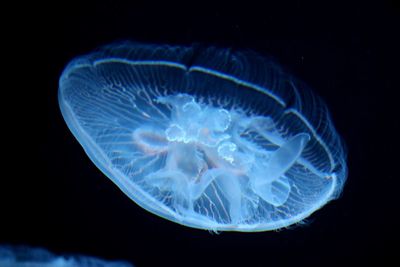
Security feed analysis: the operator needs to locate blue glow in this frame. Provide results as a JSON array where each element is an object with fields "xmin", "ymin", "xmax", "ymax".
[
  {"xmin": 59, "ymin": 42, "xmax": 347, "ymax": 231},
  {"xmin": 0, "ymin": 245, "xmax": 133, "ymax": 267}
]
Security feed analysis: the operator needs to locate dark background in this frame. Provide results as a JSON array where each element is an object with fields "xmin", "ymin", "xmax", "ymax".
[{"xmin": 3, "ymin": 1, "xmax": 398, "ymax": 266}]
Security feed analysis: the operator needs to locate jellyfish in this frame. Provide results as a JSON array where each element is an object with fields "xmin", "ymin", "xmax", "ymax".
[
  {"xmin": 58, "ymin": 42, "xmax": 347, "ymax": 231},
  {"xmin": 0, "ymin": 245, "xmax": 133, "ymax": 267}
]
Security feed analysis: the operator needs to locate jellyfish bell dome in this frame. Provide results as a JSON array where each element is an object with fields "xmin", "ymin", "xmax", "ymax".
[{"xmin": 58, "ymin": 42, "xmax": 347, "ymax": 231}]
